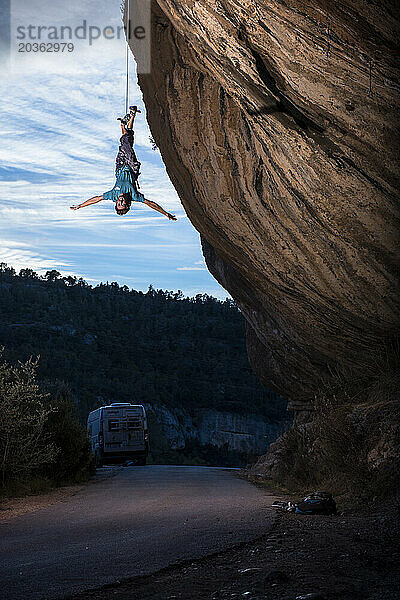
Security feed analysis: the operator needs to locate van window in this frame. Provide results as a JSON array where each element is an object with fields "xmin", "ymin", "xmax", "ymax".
[{"xmin": 108, "ymin": 420, "xmax": 120, "ymax": 431}]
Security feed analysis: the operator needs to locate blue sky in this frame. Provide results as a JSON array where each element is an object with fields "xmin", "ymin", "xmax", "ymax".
[{"xmin": 0, "ymin": 0, "xmax": 227, "ymax": 298}]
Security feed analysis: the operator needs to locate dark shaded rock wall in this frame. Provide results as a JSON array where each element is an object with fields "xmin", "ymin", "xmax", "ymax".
[
  {"xmin": 146, "ymin": 404, "xmax": 282, "ymax": 455},
  {"xmin": 130, "ymin": 1, "xmax": 399, "ymax": 408}
]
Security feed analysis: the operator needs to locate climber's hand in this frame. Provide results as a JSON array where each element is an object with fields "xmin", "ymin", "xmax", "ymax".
[{"xmin": 167, "ymin": 213, "xmax": 177, "ymax": 221}]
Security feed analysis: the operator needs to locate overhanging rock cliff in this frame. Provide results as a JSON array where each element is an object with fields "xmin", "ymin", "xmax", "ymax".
[{"xmin": 129, "ymin": 1, "xmax": 399, "ymax": 412}]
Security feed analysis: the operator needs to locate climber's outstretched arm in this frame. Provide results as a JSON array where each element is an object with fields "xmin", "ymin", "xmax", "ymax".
[
  {"xmin": 70, "ymin": 195, "xmax": 103, "ymax": 210},
  {"xmin": 143, "ymin": 198, "xmax": 177, "ymax": 221}
]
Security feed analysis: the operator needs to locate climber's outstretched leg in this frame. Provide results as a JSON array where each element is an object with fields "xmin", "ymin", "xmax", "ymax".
[{"xmin": 117, "ymin": 105, "xmax": 141, "ymax": 133}]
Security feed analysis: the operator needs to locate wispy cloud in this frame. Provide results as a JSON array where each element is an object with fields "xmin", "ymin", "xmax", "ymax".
[{"xmin": 177, "ymin": 266, "xmax": 207, "ymax": 271}]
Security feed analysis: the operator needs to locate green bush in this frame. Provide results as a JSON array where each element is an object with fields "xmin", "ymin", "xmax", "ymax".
[
  {"xmin": 41, "ymin": 381, "xmax": 94, "ymax": 484},
  {"xmin": 0, "ymin": 357, "xmax": 93, "ymax": 496},
  {"xmin": 0, "ymin": 357, "xmax": 58, "ymax": 490}
]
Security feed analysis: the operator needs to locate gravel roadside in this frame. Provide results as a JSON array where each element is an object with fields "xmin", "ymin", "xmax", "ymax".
[
  {"xmin": 66, "ymin": 503, "xmax": 399, "ymax": 600},
  {"xmin": 0, "ymin": 466, "xmax": 122, "ymax": 523}
]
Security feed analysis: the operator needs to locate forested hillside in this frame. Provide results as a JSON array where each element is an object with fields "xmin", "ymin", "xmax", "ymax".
[{"xmin": 0, "ymin": 264, "xmax": 285, "ymax": 424}]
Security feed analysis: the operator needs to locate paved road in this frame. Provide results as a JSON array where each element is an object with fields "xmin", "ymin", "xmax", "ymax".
[{"xmin": 0, "ymin": 466, "xmax": 275, "ymax": 600}]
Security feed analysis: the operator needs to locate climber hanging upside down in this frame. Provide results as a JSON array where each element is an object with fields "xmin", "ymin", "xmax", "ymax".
[{"xmin": 70, "ymin": 106, "xmax": 177, "ymax": 220}]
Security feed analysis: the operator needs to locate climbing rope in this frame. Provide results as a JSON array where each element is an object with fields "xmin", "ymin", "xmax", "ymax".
[
  {"xmin": 125, "ymin": 0, "xmax": 131, "ymax": 114},
  {"xmin": 325, "ymin": 17, "xmax": 378, "ymax": 98}
]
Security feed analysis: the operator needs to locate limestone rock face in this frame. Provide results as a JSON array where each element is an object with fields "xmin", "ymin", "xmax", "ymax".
[
  {"xmin": 146, "ymin": 404, "xmax": 282, "ymax": 454},
  {"xmin": 131, "ymin": 1, "xmax": 399, "ymax": 405}
]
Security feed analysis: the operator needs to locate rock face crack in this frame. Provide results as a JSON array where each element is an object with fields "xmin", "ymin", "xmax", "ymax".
[
  {"xmin": 247, "ymin": 42, "xmax": 324, "ymax": 134},
  {"xmin": 130, "ymin": 0, "xmax": 400, "ymax": 412}
]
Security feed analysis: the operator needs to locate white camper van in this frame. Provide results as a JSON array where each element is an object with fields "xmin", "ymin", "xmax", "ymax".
[{"xmin": 87, "ymin": 403, "xmax": 148, "ymax": 466}]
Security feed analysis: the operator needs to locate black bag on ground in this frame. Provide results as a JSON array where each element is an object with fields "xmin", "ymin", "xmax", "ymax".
[{"xmin": 295, "ymin": 491, "xmax": 337, "ymax": 515}]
